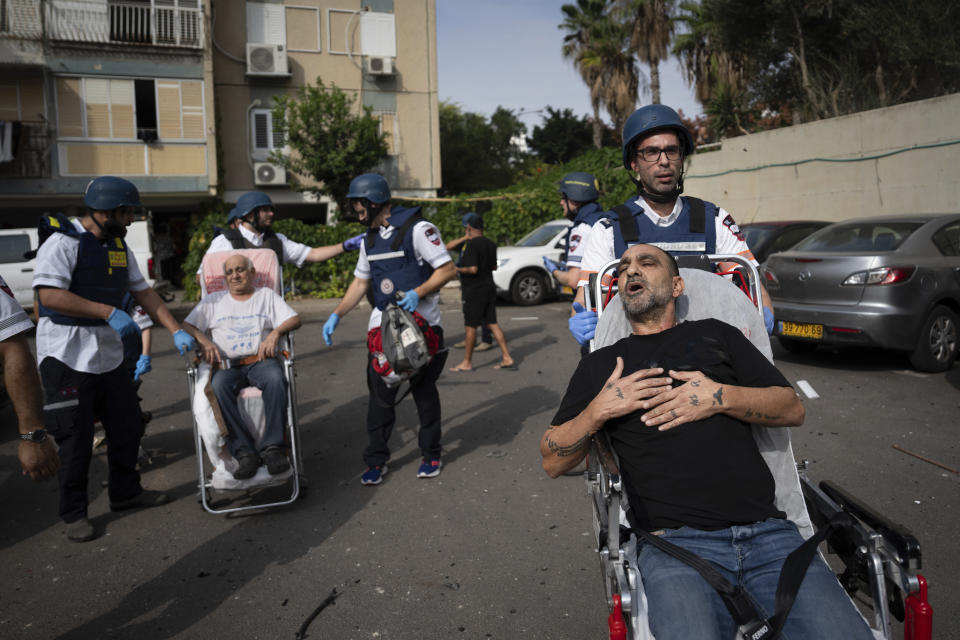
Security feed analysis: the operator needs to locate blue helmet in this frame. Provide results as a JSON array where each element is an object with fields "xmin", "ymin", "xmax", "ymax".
[
  {"xmin": 228, "ymin": 191, "xmax": 273, "ymax": 224},
  {"xmin": 558, "ymin": 172, "xmax": 600, "ymax": 202},
  {"xmin": 621, "ymin": 105, "xmax": 695, "ymax": 170},
  {"xmin": 83, "ymin": 176, "xmax": 141, "ymax": 210},
  {"xmin": 347, "ymin": 173, "xmax": 391, "ymax": 204}
]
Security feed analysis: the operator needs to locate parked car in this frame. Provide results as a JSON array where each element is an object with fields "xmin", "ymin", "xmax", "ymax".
[
  {"xmin": 492, "ymin": 219, "xmax": 572, "ymax": 305},
  {"xmin": 740, "ymin": 220, "xmax": 831, "ymax": 264},
  {"xmin": 763, "ymin": 214, "xmax": 960, "ymax": 371},
  {"xmin": 0, "ymin": 215, "xmax": 156, "ymax": 310}
]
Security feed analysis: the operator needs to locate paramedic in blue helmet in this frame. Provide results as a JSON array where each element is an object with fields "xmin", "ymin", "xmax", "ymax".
[
  {"xmin": 321, "ymin": 173, "xmax": 456, "ymax": 486},
  {"xmin": 541, "ymin": 172, "xmax": 608, "ymax": 291},
  {"xmin": 32, "ymin": 176, "xmax": 196, "ymax": 543},
  {"xmin": 202, "ymin": 190, "xmax": 365, "ymax": 269},
  {"xmin": 569, "ymin": 105, "xmax": 775, "ymax": 346}
]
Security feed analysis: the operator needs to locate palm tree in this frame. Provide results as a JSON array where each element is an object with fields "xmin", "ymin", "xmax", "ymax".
[
  {"xmin": 620, "ymin": 0, "xmax": 675, "ymax": 105},
  {"xmin": 560, "ymin": 0, "xmax": 609, "ymax": 148},
  {"xmin": 561, "ymin": 0, "xmax": 643, "ymax": 143},
  {"xmin": 672, "ymin": 0, "xmax": 745, "ymax": 105}
]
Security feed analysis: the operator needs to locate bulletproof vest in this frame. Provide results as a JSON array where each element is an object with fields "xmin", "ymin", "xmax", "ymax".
[
  {"xmin": 365, "ymin": 206, "xmax": 434, "ymax": 311},
  {"xmin": 564, "ymin": 201, "xmax": 608, "ymax": 264},
  {"xmin": 37, "ymin": 213, "xmax": 129, "ymax": 326},
  {"xmin": 610, "ymin": 196, "xmax": 719, "ymax": 258},
  {"xmin": 222, "ymin": 227, "xmax": 283, "ymax": 266}
]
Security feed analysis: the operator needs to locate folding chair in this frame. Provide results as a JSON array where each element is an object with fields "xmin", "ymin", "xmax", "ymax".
[
  {"xmin": 583, "ymin": 256, "xmax": 932, "ymax": 640},
  {"xmin": 185, "ymin": 249, "xmax": 304, "ymax": 514}
]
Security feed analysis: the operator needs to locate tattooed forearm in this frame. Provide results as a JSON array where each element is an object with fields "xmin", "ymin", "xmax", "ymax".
[
  {"xmin": 546, "ymin": 434, "xmax": 590, "ymax": 457},
  {"xmin": 689, "ymin": 394, "xmax": 700, "ymax": 406},
  {"xmin": 712, "ymin": 387, "xmax": 724, "ymax": 406}
]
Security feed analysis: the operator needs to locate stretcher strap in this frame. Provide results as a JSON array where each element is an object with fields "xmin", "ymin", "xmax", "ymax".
[{"xmin": 634, "ymin": 512, "xmax": 853, "ymax": 639}]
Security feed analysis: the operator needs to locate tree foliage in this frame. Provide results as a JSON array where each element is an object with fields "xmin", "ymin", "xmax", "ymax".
[
  {"xmin": 674, "ymin": 0, "xmax": 960, "ymax": 137},
  {"xmin": 271, "ymin": 79, "xmax": 388, "ymax": 212},
  {"xmin": 438, "ymin": 102, "xmax": 527, "ymax": 195},
  {"xmin": 527, "ymin": 107, "xmax": 595, "ymax": 164}
]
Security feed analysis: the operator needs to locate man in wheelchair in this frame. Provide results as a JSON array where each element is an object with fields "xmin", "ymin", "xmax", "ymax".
[
  {"xmin": 183, "ymin": 254, "xmax": 301, "ymax": 481},
  {"xmin": 540, "ymin": 244, "xmax": 873, "ymax": 640}
]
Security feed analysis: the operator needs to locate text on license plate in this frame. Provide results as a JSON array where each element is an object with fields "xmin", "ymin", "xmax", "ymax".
[{"xmin": 780, "ymin": 321, "xmax": 823, "ymax": 339}]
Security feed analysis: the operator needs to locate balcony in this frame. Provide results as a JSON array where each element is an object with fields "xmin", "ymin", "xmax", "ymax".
[
  {"xmin": 0, "ymin": 122, "xmax": 54, "ymax": 179},
  {"xmin": 0, "ymin": 0, "xmax": 204, "ymax": 49}
]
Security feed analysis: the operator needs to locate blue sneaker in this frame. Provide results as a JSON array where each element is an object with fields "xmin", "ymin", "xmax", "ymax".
[
  {"xmin": 361, "ymin": 465, "xmax": 387, "ymax": 486},
  {"xmin": 417, "ymin": 459, "xmax": 442, "ymax": 478}
]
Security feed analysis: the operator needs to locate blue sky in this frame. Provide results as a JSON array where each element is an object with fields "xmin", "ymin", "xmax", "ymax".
[{"xmin": 435, "ymin": 0, "xmax": 701, "ymax": 133}]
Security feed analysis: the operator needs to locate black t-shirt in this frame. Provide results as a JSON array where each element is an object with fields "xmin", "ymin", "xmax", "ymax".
[
  {"xmin": 551, "ymin": 319, "xmax": 792, "ymax": 531},
  {"xmin": 459, "ymin": 235, "xmax": 497, "ymax": 294}
]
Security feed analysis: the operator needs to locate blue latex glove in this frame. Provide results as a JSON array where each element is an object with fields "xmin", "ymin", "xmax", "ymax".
[
  {"xmin": 342, "ymin": 233, "xmax": 365, "ymax": 251},
  {"xmin": 569, "ymin": 302, "xmax": 598, "ymax": 345},
  {"xmin": 397, "ymin": 289, "xmax": 420, "ymax": 312},
  {"xmin": 763, "ymin": 306, "xmax": 775, "ymax": 335},
  {"xmin": 322, "ymin": 313, "xmax": 340, "ymax": 345},
  {"xmin": 542, "ymin": 256, "xmax": 561, "ymax": 274},
  {"xmin": 107, "ymin": 308, "xmax": 140, "ymax": 339},
  {"xmin": 133, "ymin": 354, "xmax": 152, "ymax": 381},
  {"xmin": 172, "ymin": 329, "xmax": 195, "ymax": 356}
]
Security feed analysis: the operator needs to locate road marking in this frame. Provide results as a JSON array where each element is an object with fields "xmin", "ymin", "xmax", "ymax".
[
  {"xmin": 893, "ymin": 370, "xmax": 928, "ymax": 378},
  {"xmin": 511, "ymin": 316, "xmax": 539, "ymax": 321},
  {"xmin": 796, "ymin": 380, "xmax": 819, "ymax": 399}
]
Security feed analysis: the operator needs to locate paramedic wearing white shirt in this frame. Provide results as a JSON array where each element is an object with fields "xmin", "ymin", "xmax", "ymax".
[
  {"xmin": 33, "ymin": 176, "xmax": 195, "ymax": 543},
  {"xmin": 0, "ymin": 274, "xmax": 60, "ymax": 482},
  {"xmin": 201, "ymin": 191, "xmax": 364, "ymax": 273},
  {"xmin": 569, "ymin": 105, "xmax": 774, "ymax": 346},
  {"xmin": 321, "ymin": 174, "xmax": 455, "ymax": 486}
]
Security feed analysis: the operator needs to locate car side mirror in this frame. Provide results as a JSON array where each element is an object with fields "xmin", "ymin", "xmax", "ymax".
[{"xmin": 554, "ymin": 239, "xmax": 566, "ymax": 249}]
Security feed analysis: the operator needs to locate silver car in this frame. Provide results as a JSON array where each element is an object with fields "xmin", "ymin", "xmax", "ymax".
[{"xmin": 763, "ymin": 214, "xmax": 960, "ymax": 372}]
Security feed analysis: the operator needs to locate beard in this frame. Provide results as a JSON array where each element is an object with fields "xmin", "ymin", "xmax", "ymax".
[
  {"xmin": 622, "ymin": 277, "xmax": 673, "ymax": 323},
  {"xmin": 103, "ymin": 219, "xmax": 127, "ymax": 238}
]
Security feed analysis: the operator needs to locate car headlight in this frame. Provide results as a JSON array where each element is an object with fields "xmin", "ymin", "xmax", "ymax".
[{"xmin": 496, "ymin": 258, "xmax": 509, "ymax": 268}]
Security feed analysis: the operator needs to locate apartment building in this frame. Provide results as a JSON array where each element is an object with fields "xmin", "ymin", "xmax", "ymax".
[
  {"xmin": 0, "ymin": 0, "xmax": 216, "ymax": 282},
  {"xmin": 212, "ymin": 0, "xmax": 440, "ymax": 221}
]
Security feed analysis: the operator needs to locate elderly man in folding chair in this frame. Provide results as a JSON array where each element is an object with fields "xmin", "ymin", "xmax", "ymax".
[
  {"xmin": 540, "ymin": 244, "xmax": 873, "ymax": 640},
  {"xmin": 182, "ymin": 253, "xmax": 301, "ymax": 481}
]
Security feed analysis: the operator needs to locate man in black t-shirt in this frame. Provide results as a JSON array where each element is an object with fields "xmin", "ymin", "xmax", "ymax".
[
  {"xmin": 449, "ymin": 213, "xmax": 515, "ymax": 372},
  {"xmin": 540, "ymin": 244, "xmax": 872, "ymax": 640}
]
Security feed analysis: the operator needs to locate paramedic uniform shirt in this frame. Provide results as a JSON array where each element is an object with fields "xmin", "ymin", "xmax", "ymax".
[
  {"xmin": 0, "ymin": 274, "xmax": 33, "ymax": 340},
  {"xmin": 203, "ymin": 225, "xmax": 311, "ymax": 268},
  {"xmin": 33, "ymin": 219, "xmax": 148, "ymax": 374},
  {"xmin": 354, "ymin": 218, "xmax": 452, "ymax": 330},
  {"xmin": 578, "ymin": 198, "xmax": 757, "ymax": 286},
  {"xmin": 551, "ymin": 319, "xmax": 792, "ymax": 531}
]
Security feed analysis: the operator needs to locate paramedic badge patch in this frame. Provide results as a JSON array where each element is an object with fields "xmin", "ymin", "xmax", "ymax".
[
  {"xmin": 425, "ymin": 226, "xmax": 441, "ymax": 246},
  {"xmin": 721, "ymin": 214, "xmax": 745, "ymax": 241},
  {"xmin": 380, "ymin": 278, "xmax": 395, "ymax": 296},
  {"xmin": 569, "ymin": 233, "xmax": 582, "ymax": 254}
]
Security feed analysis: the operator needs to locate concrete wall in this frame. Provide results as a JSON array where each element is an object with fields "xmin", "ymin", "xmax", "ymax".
[{"xmin": 684, "ymin": 93, "xmax": 960, "ymax": 224}]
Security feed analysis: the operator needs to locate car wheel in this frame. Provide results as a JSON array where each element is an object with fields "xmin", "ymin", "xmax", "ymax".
[
  {"xmin": 909, "ymin": 305, "xmax": 959, "ymax": 372},
  {"xmin": 511, "ymin": 270, "xmax": 547, "ymax": 306},
  {"xmin": 777, "ymin": 337, "xmax": 819, "ymax": 355}
]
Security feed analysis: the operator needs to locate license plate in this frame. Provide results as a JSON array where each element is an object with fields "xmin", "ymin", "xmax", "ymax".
[{"xmin": 780, "ymin": 321, "xmax": 823, "ymax": 340}]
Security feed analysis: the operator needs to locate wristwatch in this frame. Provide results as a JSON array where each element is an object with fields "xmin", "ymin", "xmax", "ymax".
[{"xmin": 18, "ymin": 429, "xmax": 48, "ymax": 443}]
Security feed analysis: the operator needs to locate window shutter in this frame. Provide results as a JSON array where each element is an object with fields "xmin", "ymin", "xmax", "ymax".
[
  {"xmin": 253, "ymin": 111, "xmax": 269, "ymax": 149},
  {"xmin": 246, "ymin": 2, "xmax": 285, "ymax": 45},
  {"xmin": 57, "ymin": 77, "xmax": 85, "ymax": 137}
]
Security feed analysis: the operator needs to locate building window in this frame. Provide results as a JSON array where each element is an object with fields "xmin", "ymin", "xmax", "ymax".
[
  {"xmin": 251, "ymin": 107, "xmax": 284, "ymax": 160},
  {"xmin": 56, "ymin": 76, "xmax": 204, "ymax": 142},
  {"xmin": 285, "ymin": 5, "xmax": 320, "ymax": 52}
]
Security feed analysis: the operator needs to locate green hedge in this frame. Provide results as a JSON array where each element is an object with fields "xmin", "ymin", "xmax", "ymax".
[{"xmin": 181, "ymin": 146, "xmax": 636, "ymax": 300}]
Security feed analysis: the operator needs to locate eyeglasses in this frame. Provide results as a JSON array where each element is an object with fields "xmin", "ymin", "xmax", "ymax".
[{"xmin": 635, "ymin": 145, "xmax": 682, "ymax": 163}]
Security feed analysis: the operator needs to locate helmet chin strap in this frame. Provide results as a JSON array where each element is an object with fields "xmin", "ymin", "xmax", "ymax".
[
  {"xmin": 89, "ymin": 211, "xmax": 126, "ymax": 239},
  {"xmin": 631, "ymin": 172, "xmax": 685, "ymax": 205}
]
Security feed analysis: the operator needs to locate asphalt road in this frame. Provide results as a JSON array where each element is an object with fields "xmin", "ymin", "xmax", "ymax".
[{"xmin": 1, "ymin": 290, "xmax": 956, "ymax": 639}]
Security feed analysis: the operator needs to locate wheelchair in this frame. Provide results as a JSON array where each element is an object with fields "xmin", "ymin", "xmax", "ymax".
[
  {"xmin": 582, "ymin": 255, "xmax": 932, "ymax": 640},
  {"xmin": 184, "ymin": 249, "xmax": 304, "ymax": 514}
]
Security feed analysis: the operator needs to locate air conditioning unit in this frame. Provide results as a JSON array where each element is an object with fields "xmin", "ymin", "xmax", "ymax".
[
  {"xmin": 246, "ymin": 43, "xmax": 289, "ymax": 76},
  {"xmin": 254, "ymin": 162, "xmax": 286, "ymax": 186},
  {"xmin": 365, "ymin": 56, "xmax": 395, "ymax": 76}
]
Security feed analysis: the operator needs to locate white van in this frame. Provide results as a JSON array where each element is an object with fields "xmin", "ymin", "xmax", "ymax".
[{"xmin": 0, "ymin": 216, "xmax": 155, "ymax": 310}]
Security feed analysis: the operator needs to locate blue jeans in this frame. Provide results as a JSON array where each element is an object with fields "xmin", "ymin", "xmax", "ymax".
[
  {"xmin": 211, "ymin": 359, "xmax": 288, "ymax": 457},
  {"xmin": 638, "ymin": 518, "xmax": 873, "ymax": 640}
]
